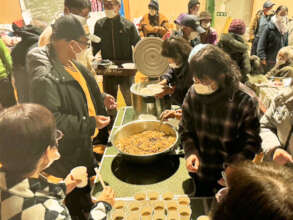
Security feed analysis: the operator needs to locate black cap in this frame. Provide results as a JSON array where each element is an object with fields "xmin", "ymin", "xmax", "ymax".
[
  {"xmin": 51, "ymin": 15, "xmax": 86, "ymax": 41},
  {"xmin": 188, "ymin": 0, "xmax": 200, "ymax": 9},
  {"xmin": 148, "ymin": 0, "xmax": 159, "ymax": 10},
  {"xmin": 263, "ymin": 1, "xmax": 275, "ymax": 8},
  {"xmin": 180, "ymin": 15, "xmax": 206, "ymax": 34}
]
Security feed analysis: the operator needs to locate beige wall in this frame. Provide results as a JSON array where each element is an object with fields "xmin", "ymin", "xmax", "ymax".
[{"xmin": 0, "ymin": 0, "xmax": 22, "ymax": 24}]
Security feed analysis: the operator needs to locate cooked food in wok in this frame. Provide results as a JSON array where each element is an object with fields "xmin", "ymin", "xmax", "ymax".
[{"xmin": 116, "ymin": 130, "xmax": 176, "ymax": 155}]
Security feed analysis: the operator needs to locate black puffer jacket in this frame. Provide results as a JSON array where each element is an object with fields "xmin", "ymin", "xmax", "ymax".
[
  {"xmin": 27, "ymin": 46, "xmax": 107, "ymax": 178},
  {"xmin": 218, "ymin": 33, "xmax": 251, "ymax": 81},
  {"xmin": 92, "ymin": 15, "xmax": 140, "ymax": 62}
]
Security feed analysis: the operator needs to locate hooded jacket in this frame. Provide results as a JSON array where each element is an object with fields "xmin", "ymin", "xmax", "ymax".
[
  {"xmin": 27, "ymin": 46, "xmax": 108, "ymax": 178},
  {"xmin": 218, "ymin": 33, "xmax": 251, "ymax": 81}
]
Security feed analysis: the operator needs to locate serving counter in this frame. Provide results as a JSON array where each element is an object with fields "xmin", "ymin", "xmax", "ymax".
[{"xmin": 92, "ymin": 107, "xmax": 215, "ymax": 219}]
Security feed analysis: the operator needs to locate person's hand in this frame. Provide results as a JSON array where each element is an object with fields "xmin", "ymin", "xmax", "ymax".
[
  {"xmin": 160, "ymin": 109, "xmax": 182, "ymax": 121},
  {"xmin": 215, "ymin": 187, "xmax": 229, "ymax": 203},
  {"xmin": 217, "ymin": 178, "xmax": 226, "ymax": 187},
  {"xmin": 159, "ymin": 79, "xmax": 168, "ymax": 86},
  {"xmin": 273, "ymin": 148, "xmax": 293, "ymax": 165},
  {"xmin": 95, "ymin": 115, "xmax": 110, "ymax": 129},
  {"xmin": 261, "ymin": 59, "xmax": 267, "ymax": 65},
  {"xmin": 186, "ymin": 154, "xmax": 200, "ymax": 173},
  {"xmin": 160, "ymin": 110, "xmax": 176, "ymax": 121},
  {"xmin": 104, "ymin": 94, "xmax": 117, "ymax": 110},
  {"xmin": 155, "ymin": 86, "xmax": 175, "ymax": 99},
  {"xmin": 64, "ymin": 174, "xmax": 83, "ymax": 194},
  {"xmin": 94, "ymin": 186, "xmax": 115, "ymax": 206}
]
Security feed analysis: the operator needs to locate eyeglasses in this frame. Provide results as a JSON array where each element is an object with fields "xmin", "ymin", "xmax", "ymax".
[
  {"xmin": 77, "ymin": 40, "xmax": 91, "ymax": 49},
  {"xmin": 55, "ymin": 130, "xmax": 64, "ymax": 147}
]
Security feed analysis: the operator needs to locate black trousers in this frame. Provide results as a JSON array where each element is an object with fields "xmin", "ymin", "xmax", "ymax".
[
  {"xmin": 103, "ymin": 75, "xmax": 133, "ymax": 106},
  {"xmin": 65, "ymin": 184, "xmax": 94, "ymax": 220},
  {"xmin": 0, "ymin": 77, "xmax": 16, "ymax": 109},
  {"xmin": 251, "ymin": 37, "xmax": 259, "ymax": 56},
  {"xmin": 190, "ymin": 173, "xmax": 221, "ymax": 197}
]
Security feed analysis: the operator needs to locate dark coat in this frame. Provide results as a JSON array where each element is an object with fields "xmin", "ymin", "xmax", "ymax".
[
  {"xmin": 27, "ymin": 46, "xmax": 107, "ymax": 178},
  {"xmin": 161, "ymin": 61, "xmax": 193, "ymax": 105},
  {"xmin": 92, "ymin": 15, "xmax": 140, "ymax": 62},
  {"xmin": 218, "ymin": 33, "xmax": 251, "ymax": 81},
  {"xmin": 257, "ymin": 21, "xmax": 288, "ymax": 65}
]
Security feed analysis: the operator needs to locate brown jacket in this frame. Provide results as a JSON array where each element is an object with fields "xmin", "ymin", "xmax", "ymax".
[{"xmin": 139, "ymin": 13, "xmax": 169, "ymax": 38}]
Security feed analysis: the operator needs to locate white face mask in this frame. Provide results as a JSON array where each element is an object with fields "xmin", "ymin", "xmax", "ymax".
[
  {"xmin": 71, "ymin": 13, "xmax": 87, "ymax": 25},
  {"xmin": 194, "ymin": 82, "xmax": 218, "ymax": 95},
  {"xmin": 89, "ymin": 34, "xmax": 101, "ymax": 44},
  {"xmin": 189, "ymin": 31, "xmax": 199, "ymax": 41},
  {"xmin": 105, "ymin": 9, "xmax": 117, "ymax": 19},
  {"xmin": 43, "ymin": 146, "xmax": 61, "ymax": 170},
  {"xmin": 169, "ymin": 63, "xmax": 182, "ymax": 69},
  {"xmin": 201, "ymin": 22, "xmax": 211, "ymax": 29},
  {"xmin": 72, "ymin": 43, "xmax": 91, "ymax": 66},
  {"xmin": 76, "ymin": 48, "xmax": 92, "ymax": 67}
]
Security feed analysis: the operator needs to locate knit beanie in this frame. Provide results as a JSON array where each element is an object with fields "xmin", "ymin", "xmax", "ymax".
[
  {"xmin": 149, "ymin": 0, "xmax": 159, "ymax": 10},
  {"xmin": 228, "ymin": 19, "xmax": 246, "ymax": 35}
]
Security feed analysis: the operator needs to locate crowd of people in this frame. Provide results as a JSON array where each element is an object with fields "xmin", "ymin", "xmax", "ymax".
[{"xmin": 1, "ymin": 0, "xmax": 293, "ymax": 219}]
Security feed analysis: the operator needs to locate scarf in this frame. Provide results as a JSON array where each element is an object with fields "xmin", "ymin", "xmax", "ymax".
[{"xmin": 272, "ymin": 15, "xmax": 288, "ymax": 35}]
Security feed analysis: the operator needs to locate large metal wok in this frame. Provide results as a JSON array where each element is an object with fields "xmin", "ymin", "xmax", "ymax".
[{"xmin": 111, "ymin": 120, "xmax": 179, "ymax": 163}]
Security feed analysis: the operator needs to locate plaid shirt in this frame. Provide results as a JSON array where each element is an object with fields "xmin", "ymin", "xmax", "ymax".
[
  {"xmin": 0, "ymin": 172, "xmax": 111, "ymax": 220},
  {"xmin": 179, "ymin": 84, "xmax": 261, "ymax": 182}
]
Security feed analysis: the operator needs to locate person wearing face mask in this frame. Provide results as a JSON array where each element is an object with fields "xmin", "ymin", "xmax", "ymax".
[
  {"xmin": 257, "ymin": 5, "xmax": 289, "ymax": 73},
  {"xmin": 155, "ymin": 36, "xmax": 193, "ymax": 106},
  {"xmin": 139, "ymin": 0, "xmax": 169, "ymax": 38},
  {"xmin": 249, "ymin": 1, "xmax": 275, "ymax": 56},
  {"xmin": 38, "ymin": 0, "xmax": 101, "ymax": 76},
  {"xmin": 188, "ymin": 0, "xmax": 200, "ymax": 16},
  {"xmin": 199, "ymin": 11, "xmax": 218, "ymax": 45},
  {"xmin": 266, "ymin": 46, "xmax": 293, "ymax": 78},
  {"xmin": 0, "ymin": 104, "xmax": 115, "ymax": 220},
  {"xmin": 177, "ymin": 14, "xmax": 205, "ymax": 47},
  {"xmin": 27, "ymin": 16, "xmax": 115, "ymax": 219},
  {"xmin": 92, "ymin": 0, "xmax": 140, "ymax": 108},
  {"xmin": 179, "ymin": 44, "xmax": 261, "ymax": 197},
  {"xmin": 39, "ymin": 0, "xmax": 97, "ymax": 47},
  {"xmin": 218, "ymin": 19, "xmax": 251, "ymax": 82}
]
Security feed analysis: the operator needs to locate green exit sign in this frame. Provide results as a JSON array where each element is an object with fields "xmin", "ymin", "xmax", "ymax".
[{"xmin": 216, "ymin": 12, "xmax": 227, "ymax": 17}]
